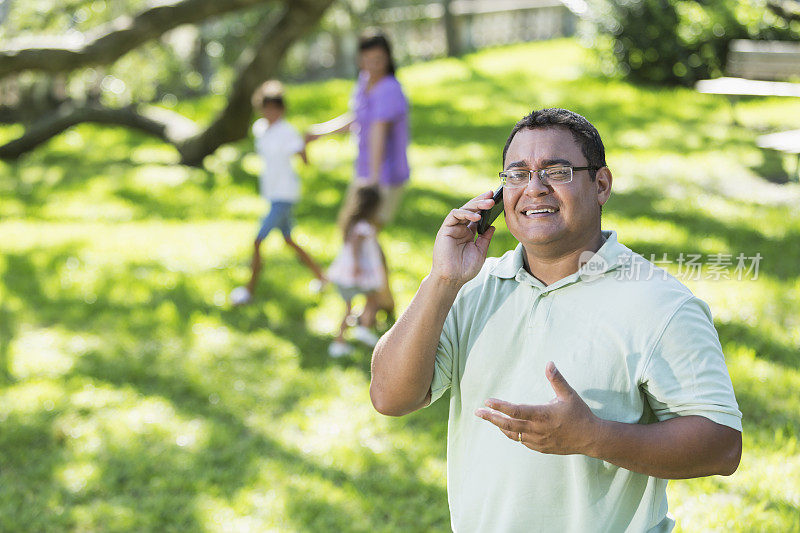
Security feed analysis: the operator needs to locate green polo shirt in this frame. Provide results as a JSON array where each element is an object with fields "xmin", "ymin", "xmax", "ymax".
[{"xmin": 430, "ymin": 230, "xmax": 742, "ymax": 532}]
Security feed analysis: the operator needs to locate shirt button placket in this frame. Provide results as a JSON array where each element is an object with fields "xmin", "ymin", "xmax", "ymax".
[{"xmin": 528, "ymin": 287, "xmax": 541, "ymax": 330}]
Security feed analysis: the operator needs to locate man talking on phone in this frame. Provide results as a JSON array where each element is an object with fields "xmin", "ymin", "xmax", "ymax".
[{"xmin": 369, "ymin": 108, "xmax": 742, "ymax": 532}]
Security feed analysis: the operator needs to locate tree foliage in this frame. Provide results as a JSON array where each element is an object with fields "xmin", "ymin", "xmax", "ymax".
[{"xmin": 590, "ymin": 0, "xmax": 800, "ymax": 86}]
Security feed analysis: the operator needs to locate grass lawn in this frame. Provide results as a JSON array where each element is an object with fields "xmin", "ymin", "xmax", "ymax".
[{"xmin": 1, "ymin": 38, "xmax": 799, "ymax": 531}]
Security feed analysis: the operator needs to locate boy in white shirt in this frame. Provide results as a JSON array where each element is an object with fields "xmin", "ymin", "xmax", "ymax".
[{"xmin": 231, "ymin": 81, "xmax": 327, "ymax": 306}]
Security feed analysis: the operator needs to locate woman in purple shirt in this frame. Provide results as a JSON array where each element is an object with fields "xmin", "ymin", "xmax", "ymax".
[{"xmin": 306, "ymin": 32, "xmax": 410, "ymax": 337}]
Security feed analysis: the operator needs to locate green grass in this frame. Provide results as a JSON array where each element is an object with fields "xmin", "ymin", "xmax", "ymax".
[{"xmin": 1, "ymin": 38, "xmax": 799, "ymax": 531}]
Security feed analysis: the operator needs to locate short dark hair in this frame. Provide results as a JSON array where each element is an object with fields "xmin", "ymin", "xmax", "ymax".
[
  {"xmin": 358, "ymin": 30, "xmax": 396, "ymax": 75},
  {"xmin": 502, "ymin": 108, "xmax": 606, "ymax": 180},
  {"xmin": 252, "ymin": 80, "xmax": 285, "ymax": 110},
  {"xmin": 261, "ymin": 95, "xmax": 284, "ymax": 109}
]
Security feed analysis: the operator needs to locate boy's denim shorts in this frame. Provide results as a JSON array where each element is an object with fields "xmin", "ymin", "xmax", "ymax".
[{"xmin": 256, "ymin": 201, "xmax": 294, "ymax": 241}]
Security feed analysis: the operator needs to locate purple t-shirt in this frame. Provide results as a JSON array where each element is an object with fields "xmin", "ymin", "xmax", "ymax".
[{"xmin": 351, "ymin": 72, "xmax": 410, "ymax": 186}]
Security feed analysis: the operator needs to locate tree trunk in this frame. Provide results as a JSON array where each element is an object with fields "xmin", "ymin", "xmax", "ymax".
[
  {"xmin": 176, "ymin": 0, "xmax": 336, "ymax": 166},
  {"xmin": 192, "ymin": 26, "xmax": 213, "ymax": 95},
  {"xmin": 442, "ymin": 0, "xmax": 461, "ymax": 57}
]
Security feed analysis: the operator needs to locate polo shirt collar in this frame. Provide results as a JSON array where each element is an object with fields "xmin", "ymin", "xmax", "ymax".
[{"xmin": 488, "ymin": 230, "xmax": 631, "ymax": 290}]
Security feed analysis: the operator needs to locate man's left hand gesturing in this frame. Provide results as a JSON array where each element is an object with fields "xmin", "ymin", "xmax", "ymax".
[{"xmin": 475, "ymin": 361, "xmax": 601, "ymax": 456}]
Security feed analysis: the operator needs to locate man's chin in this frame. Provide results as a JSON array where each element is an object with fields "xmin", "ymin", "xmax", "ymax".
[{"xmin": 509, "ymin": 227, "xmax": 563, "ymax": 247}]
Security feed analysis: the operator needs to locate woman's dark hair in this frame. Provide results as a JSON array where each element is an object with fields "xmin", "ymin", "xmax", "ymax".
[
  {"xmin": 338, "ymin": 185, "xmax": 382, "ymax": 237},
  {"xmin": 358, "ymin": 31, "xmax": 396, "ymax": 75},
  {"xmin": 502, "ymin": 108, "xmax": 606, "ymax": 180}
]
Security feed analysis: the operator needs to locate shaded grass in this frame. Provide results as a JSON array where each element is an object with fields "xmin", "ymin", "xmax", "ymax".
[{"xmin": 0, "ymin": 39, "xmax": 799, "ymax": 531}]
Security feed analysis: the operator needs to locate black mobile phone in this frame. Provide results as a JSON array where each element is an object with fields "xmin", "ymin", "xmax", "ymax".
[{"xmin": 477, "ymin": 186, "xmax": 504, "ymax": 234}]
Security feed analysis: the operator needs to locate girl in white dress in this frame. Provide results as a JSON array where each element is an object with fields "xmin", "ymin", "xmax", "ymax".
[{"xmin": 327, "ymin": 186, "xmax": 385, "ymax": 357}]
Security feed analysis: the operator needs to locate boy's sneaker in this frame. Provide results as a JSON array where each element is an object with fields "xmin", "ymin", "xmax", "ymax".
[
  {"xmin": 230, "ymin": 286, "xmax": 252, "ymax": 306},
  {"xmin": 352, "ymin": 325, "xmax": 380, "ymax": 347},
  {"xmin": 328, "ymin": 341, "xmax": 353, "ymax": 358}
]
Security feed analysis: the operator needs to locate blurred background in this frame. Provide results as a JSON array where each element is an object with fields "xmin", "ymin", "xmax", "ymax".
[{"xmin": 1, "ymin": 0, "xmax": 799, "ymax": 531}]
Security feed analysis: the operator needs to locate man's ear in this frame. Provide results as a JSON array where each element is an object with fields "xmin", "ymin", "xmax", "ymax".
[{"xmin": 596, "ymin": 167, "xmax": 612, "ymax": 207}]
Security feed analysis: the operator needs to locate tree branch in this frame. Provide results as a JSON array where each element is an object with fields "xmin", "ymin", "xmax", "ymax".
[
  {"xmin": 0, "ymin": 0, "xmax": 273, "ymax": 79},
  {"xmin": 0, "ymin": 0, "xmax": 336, "ymax": 167},
  {"xmin": 767, "ymin": 0, "xmax": 800, "ymax": 22},
  {"xmin": 0, "ymin": 103, "xmax": 198, "ymax": 160}
]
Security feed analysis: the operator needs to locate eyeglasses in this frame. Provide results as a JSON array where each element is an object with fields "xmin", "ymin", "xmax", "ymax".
[{"xmin": 499, "ymin": 166, "xmax": 599, "ymax": 188}]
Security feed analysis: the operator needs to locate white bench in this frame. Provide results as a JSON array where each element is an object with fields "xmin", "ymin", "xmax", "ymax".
[
  {"xmin": 757, "ymin": 129, "xmax": 800, "ymax": 180},
  {"xmin": 696, "ymin": 39, "xmax": 800, "ymax": 180}
]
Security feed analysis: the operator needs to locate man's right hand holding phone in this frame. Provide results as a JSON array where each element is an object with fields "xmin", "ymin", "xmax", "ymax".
[
  {"xmin": 371, "ymin": 189, "xmax": 497, "ymax": 416},
  {"xmin": 430, "ymin": 190, "xmax": 497, "ymax": 288}
]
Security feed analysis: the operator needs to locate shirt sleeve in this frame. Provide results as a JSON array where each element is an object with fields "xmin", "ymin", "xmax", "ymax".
[
  {"xmin": 428, "ymin": 300, "xmax": 459, "ymax": 406},
  {"xmin": 285, "ymin": 124, "xmax": 304, "ymax": 155},
  {"xmin": 373, "ymin": 79, "xmax": 407, "ymax": 123},
  {"xmin": 252, "ymin": 118, "xmax": 267, "ymax": 137},
  {"xmin": 640, "ymin": 297, "xmax": 743, "ymax": 431}
]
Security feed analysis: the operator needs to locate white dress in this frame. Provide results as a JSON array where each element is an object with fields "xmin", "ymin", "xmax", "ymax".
[{"xmin": 327, "ymin": 220, "xmax": 385, "ymax": 292}]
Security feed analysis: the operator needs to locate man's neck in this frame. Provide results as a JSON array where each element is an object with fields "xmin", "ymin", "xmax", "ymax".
[{"xmin": 523, "ymin": 231, "xmax": 606, "ymax": 286}]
